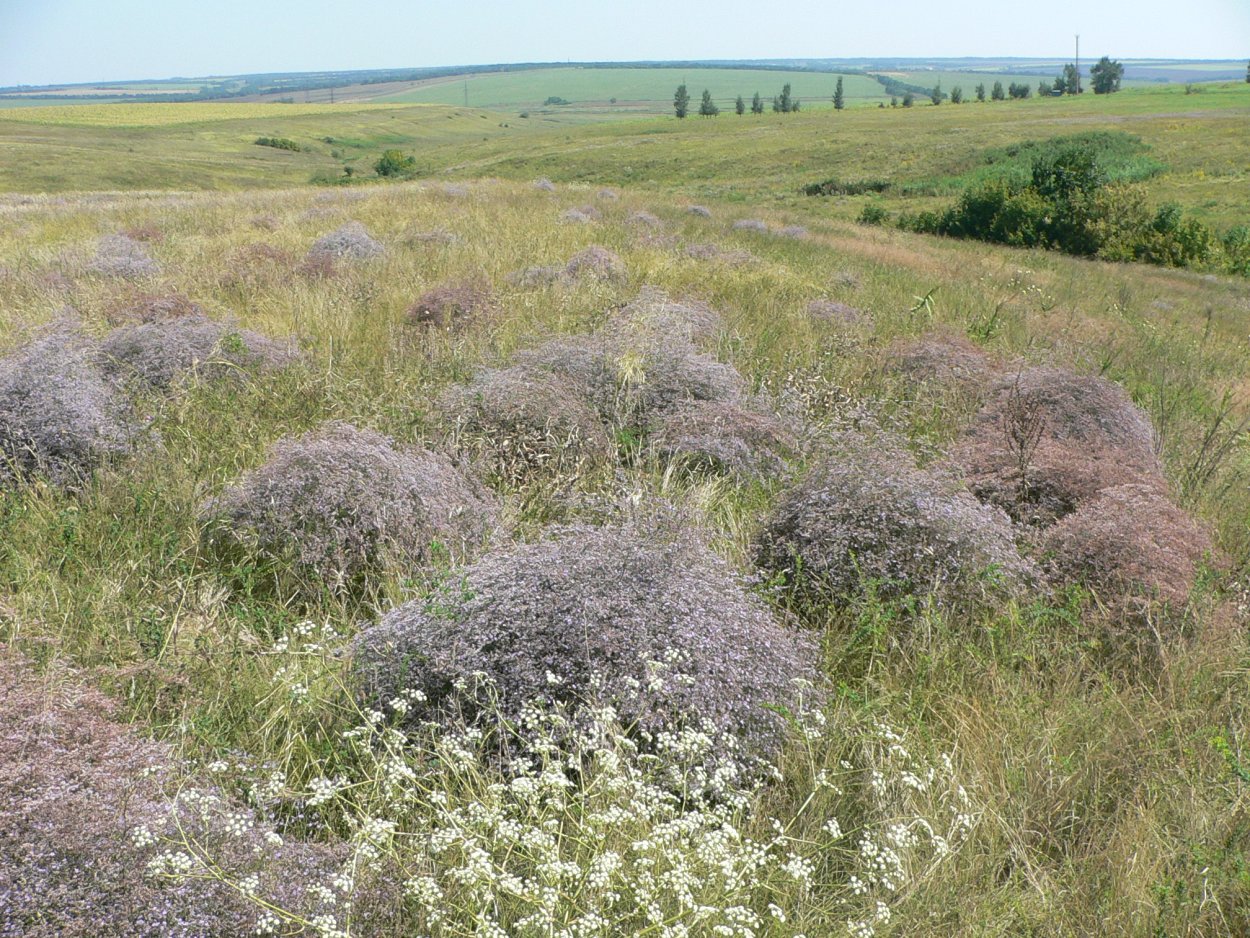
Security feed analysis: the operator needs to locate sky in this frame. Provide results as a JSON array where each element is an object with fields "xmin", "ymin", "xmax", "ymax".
[{"xmin": 1, "ymin": 0, "xmax": 1247, "ymax": 87}]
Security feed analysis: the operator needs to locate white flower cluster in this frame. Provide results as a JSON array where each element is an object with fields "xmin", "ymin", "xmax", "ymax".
[{"xmin": 138, "ymin": 661, "xmax": 976, "ymax": 937}]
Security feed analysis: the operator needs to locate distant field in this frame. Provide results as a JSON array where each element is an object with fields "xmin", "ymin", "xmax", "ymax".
[
  {"xmin": 370, "ymin": 67, "xmax": 885, "ymax": 112},
  {"xmin": 0, "ymin": 101, "xmax": 417, "ymax": 127}
]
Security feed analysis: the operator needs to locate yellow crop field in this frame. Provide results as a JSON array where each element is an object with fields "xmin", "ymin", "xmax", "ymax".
[{"xmin": 0, "ymin": 101, "xmax": 418, "ymax": 127}]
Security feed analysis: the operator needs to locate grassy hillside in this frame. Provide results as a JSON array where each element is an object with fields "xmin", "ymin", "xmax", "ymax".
[
  {"xmin": 2, "ymin": 60, "xmax": 1250, "ymax": 937},
  {"xmin": 2, "ymin": 170, "xmax": 1250, "ymax": 934},
  {"xmin": 2, "ymin": 83, "xmax": 1248, "ymax": 234}
]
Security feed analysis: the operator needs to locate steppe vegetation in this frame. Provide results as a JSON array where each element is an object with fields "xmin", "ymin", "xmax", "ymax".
[{"xmin": 0, "ymin": 72, "xmax": 1249, "ymax": 936}]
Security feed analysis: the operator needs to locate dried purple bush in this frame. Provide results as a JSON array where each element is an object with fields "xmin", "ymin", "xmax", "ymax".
[
  {"xmin": 627, "ymin": 211, "xmax": 662, "ymax": 229},
  {"xmin": 507, "ymin": 264, "xmax": 564, "ymax": 288},
  {"xmin": 0, "ymin": 652, "xmax": 394, "ymax": 938},
  {"xmin": 0, "ymin": 322, "xmax": 141, "ymax": 489},
  {"xmin": 890, "ymin": 331, "xmax": 995, "ymax": 387},
  {"xmin": 807, "ymin": 299, "xmax": 865, "ymax": 327},
  {"xmin": 533, "ymin": 178, "xmax": 556, "ymax": 192},
  {"xmin": 604, "ymin": 286, "xmax": 725, "ymax": 346},
  {"xmin": 777, "ymin": 225, "xmax": 809, "ymax": 239},
  {"xmin": 596, "ymin": 188, "xmax": 619, "ymax": 201},
  {"xmin": 438, "ymin": 365, "xmax": 616, "ymax": 483},
  {"xmin": 0, "ymin": 653, "xmax": 255, "ymax": 937},
  {"xmin": 1039, "ymin": 482, "xmax": 1212, "ymax": 613},
  {"xmin": 514, "ymin": 328, "xmax": 745, "ymax": 430},
  {"xmin": 732, "ymin": 219, "xmax": 770, "ymax": 233},
  {"xmin": 952, "ymin": 368, "xmax": 1163, "ymax": 525},
  {"xmin": 755, "ymin": 434, "xmax": 1033, "ymax": 603},
  {"xmin": 687, "ymin": 205, "xmax": 713, "ymax": 218},
  {"xmin": 86, "ymin": 234, "xmax": 160, "ymax": 279},
  {"xmin": 560, "ymin": 207, "xmax": 599, "ymax": 225},
  {"xmin": 684, "ymin": 242, "xmax": 756, "ymax": 266},
  {"xmin": 652, "ymin": 400, "xmax": 797, "ymax": 481},
  {"xmin": 100, "ymin": 315, "xmax": 297, "ymax": 390},
  {"xmin": 306, "ymin": 221, "xmax": 384, "ymax": 262},
  {"xmin": 406, "ymin": 280, "xmax": 492, "ymax": 330},
  {"xmin": 564, "ymin": 245, "xmax": 626, "ymax": 281},
  {"xmin": 202, "ymin": 422, "xmax": 497, "ymax": 591},
  {"xmin": 104, "ymin": 290, "xmax": 204, "ymax": 325},
  {"xmin": 352, "ymin": 518, "xmax": 821, "ymax": 760}
]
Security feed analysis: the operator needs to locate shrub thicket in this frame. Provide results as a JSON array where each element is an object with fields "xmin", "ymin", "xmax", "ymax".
[
  {"xmin": 254, "ymin": 136, "xmax": 300, "ymax": 151},
  {"xmin": 202, "ymin": 422, "xmax": 497, "ymax": 593},
  {"xmin": 901, "ymin": 139, "xmax": 1224, "ymax": 271},
  {"xmin": 0, "ymin": 322, "xmax": 141, "ymax": 489},
  {"xmin": 756, "ymin": 434, "xmax": 1032, "ymax": 603},
  {"xmin": 352, "ymin": 517, "xmax": 821, "ymax": 760}
]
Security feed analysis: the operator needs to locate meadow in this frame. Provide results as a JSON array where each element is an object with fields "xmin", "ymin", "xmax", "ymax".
[{"xmin": 1, "ymin": 73, "xmax": 1250, "ymax": 937}]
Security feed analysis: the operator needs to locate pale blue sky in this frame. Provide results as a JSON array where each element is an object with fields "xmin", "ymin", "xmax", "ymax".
[{"xmin": 1, "ymin": 0, "xmax": 1247, "ymax": 86}]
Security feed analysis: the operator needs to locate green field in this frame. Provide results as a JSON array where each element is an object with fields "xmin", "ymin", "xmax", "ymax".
[{"xmin": 372, "ymin": 66, "xmax": 886, "ymax": 112}]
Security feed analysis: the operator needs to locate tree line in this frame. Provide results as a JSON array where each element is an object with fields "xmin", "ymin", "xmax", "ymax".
[{"xmin": 674, "ymin": 56, "xmax": 1130, "ymax": 118}]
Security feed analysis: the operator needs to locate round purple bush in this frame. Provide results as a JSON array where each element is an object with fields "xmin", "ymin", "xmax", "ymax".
[
  {"xmin": 652, "ymin": 400, "xmax": 797, "ymax": 481},
  {"xmin": 0, "ymin": 321, "xmax": 141, "ymax": 489},
  {"xmin": 352, "ymin": 518, "xmax": 821, "ymax": 760},
  {"xmin": 202, "ymin": 422, "xmax": 497, "ymax": 592},
  {"xmin": 100, "ymin": 315, "xmax": 297, "ymax": 390},
  {"xmin": 438, "ymin": 365, "xmax": 616, "ymax": 483},
  {"xmin": 86, "ymin": 234, "xmax": 160, "ymax": 279},
  {"xmin": 306, "ymin": 221, "xmax": 385, "ymax": 262},
  {"xmin": 756, "ymin": 434, "xmax": 1033, "ymax": 603}
]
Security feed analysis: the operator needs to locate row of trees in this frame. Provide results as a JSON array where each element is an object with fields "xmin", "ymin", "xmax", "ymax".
[
  {"xmin": 674, "ymin": 56, "xmax": 1132, "ymax": 118},
  {"xmin": 674, "ymin": 83, "xmax": 804, "ymax": 117}
]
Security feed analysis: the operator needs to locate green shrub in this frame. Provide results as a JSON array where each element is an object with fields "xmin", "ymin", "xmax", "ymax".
[
  {"xmin": 254, "ymin": 136, "xmax": 301, "ymax": 152},
  {"xmin": 802, "ymin": 177, "xmax": 890, "ymax": 197},
  {"xmin": 858, "ymin": 203, "xmax": 889, "ymax": 225},
  {"xmin": 374, "ymin": 149, "xmax": 418, "ymax": 178},
  {"xmin": 543, "ymin": 96, "xmax": 571, "ymax": 106},
  {"xmin": 1221, "ymin": 226, "xmax": 1250, "ymax": 276}
]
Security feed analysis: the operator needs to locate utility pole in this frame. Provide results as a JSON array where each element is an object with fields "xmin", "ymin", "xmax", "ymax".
[{"xmin": 1075, "ymin": 35, "xmax": 1082, "ymax": 94}]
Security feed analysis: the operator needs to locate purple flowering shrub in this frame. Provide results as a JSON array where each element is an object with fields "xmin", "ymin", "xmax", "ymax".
[
  {"xmin": 352, "ymin": 517, "xmax": 821, "ymax": 761},
  {"xmin": 100, "ymin": 315, "xmax": 298, "ymax": 390},
  {"xmin": 202, "ymin": 422, "xmax": 497, "ymax": 593},
  {"xmin": 756, "ymin": 434, "xmax": 1033, "ymax": 603},
  {"xmin": 306, "ymin": 221, "xmax": 384, "ymax": 262},
  {"xmin": 0, "ymin": 321, "xmax": 142, "ymax": 489}
]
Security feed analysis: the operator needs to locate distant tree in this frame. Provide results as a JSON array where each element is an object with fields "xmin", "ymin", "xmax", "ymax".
[
  {"xmin": 1246, "ymin": 61, "xmax": 1250, "ymax": 83},
  {"xmin": 930, "ymin": 82, "xmax": 942, "ymax": 105},
  {"xmin": 902, "ymin": 91, "xmax": 915, "ymax": 107},
  {"xmin": 735, "ymin": 94, "xmax": 746, "ymax": 115},
  {"xmin": 1038, "ymin": 80, "xmax": 1051, "ymax": 98},
  {"xmin": 890, "ymin": 96, "xmax": 898, "ymax": 107},
  {"xmin": 1007, "ymin": 82, "xmax": 1032, "ymax": 99},
  {"xmin": 975, "ymin": 82, "xmax": 986, "ymax": 102},
  {"xmin": 833, "ymin": 76, "xmax": 845, "ymax": 110},
  {"xmin": 751, "ymin": 91, "xmax": 764, "ymax": 114},
  {"xmin": 674, "ymin": 83, "xmax": 690, "ymax": 119},
  {"xmin": 374, "ymin": 149, "xmax": 417, "ymax": 177},
  {"xmin": 775, "ymin": 83, "xmax": 793, "ymax": 113},
  {"xmin": 991, "ymin": 81, "xmax": 1005, "ymax": 101},
  {"xmin": 1062, "ymin": 64, "xmax": 1081, "ymax": 95},
  {"xmin": 1090, "ymin": 56, "xmax": 1124, "ymax": 94},
  {"xmin": 950, "ymin": 86, "xmax": 963, "ymax": 104},
  {"xmin": 698, "ymin": 89, "xmax": 719, "ymax": 116}
]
